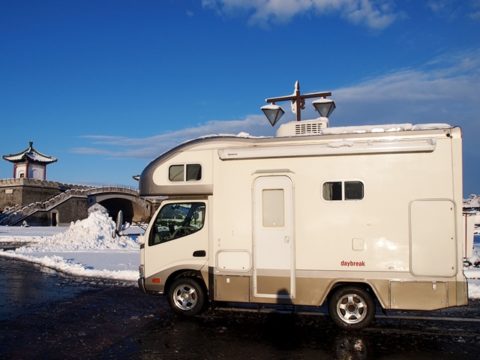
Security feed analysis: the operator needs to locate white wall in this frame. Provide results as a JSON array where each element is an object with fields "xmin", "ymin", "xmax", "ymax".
[
  {"xmin": 14, "ymin": 164, "xmax": 27, "ymax": 178},
  {"xmin": 28, "ymin": 164, "xmax": 46, "ymax": 180}
]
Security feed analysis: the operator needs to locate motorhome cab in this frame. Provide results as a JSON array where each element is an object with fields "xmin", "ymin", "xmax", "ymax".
[{"xmin": 137, "ymin": 90, "xmax": 468, "ymax": 330}]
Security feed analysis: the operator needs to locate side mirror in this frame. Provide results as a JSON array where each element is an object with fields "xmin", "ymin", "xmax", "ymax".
[{"xmin": 113, "ymin": 210, "xmax": 124, "ymax": 238}]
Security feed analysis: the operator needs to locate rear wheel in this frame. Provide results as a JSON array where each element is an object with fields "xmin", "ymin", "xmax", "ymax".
[
  {"xmin": 168, "ymin": 277, "xmax": 206, "ymax": 316},
  {"xmin": 329, "ymin": 286, "xmax": 375, "ymax": 330}
]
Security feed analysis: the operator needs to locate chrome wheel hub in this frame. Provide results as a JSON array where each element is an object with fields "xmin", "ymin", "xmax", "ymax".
[
  {"xmin": 336, "ymin": 294, "xmax": 367, "ymax": 324},
  {"xmin": 173, "ymin": 284, "xmax": 198, "ymax": 311}
]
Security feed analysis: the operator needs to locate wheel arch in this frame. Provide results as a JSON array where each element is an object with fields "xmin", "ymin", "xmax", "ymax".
[
  {"xmin": 324, "ymin": 280, "xmax": 386, "ymax": 309},
  {"xmin": 164, "ymin": 269, "xmax": 207, "ymax": 296}
]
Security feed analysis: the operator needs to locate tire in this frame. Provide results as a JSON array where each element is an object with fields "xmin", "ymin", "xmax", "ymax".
[
  {"xmin": 329, "ymin": 286, "xmax": 375, "ymax": 330},
  {"xmin": 168, "ymin": 277, "xmax": 206, "ymax": 316}
]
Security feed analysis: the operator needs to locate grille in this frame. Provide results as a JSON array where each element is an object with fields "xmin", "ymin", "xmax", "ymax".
[{"xmin": 295, "ymin": 122, "xmax": 323, "ymax": 135}]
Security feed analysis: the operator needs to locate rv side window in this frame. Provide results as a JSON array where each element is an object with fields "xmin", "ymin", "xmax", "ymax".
[
  {"xmin": 262, "ymin": 189, "xmax": 285, "ymax": 227},
  {"xmin": 186, "ymin": 164, "xmax": 202, "ymax": 181},
  {"xmin": 323, "ymin": 181, "xmax": 364, "ymax": 201},
  {"xmin": 149, "ymin": 202, "xmax": 206, "ymax": 246},
  {"xmin": 323, "ymin": 182, "xmax": 342, "ymax": 201},
  {"xmin": 169, "ymin": 164, "xmax": 202, "ymax": 182},
  {"xmin": 345, "ymin": 181, "xmax": 364, "ymax": 200},
  {"xmin": 169, "ymin": 165, "xmax": 184, "ymax": 181}
]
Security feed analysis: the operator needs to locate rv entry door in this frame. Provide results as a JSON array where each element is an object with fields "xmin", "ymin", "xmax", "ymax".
[{"xmin": 253, "ymin": 176, "xmax": 295, "ymax": 300}]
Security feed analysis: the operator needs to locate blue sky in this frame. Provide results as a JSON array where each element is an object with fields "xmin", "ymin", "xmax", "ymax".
[{"xmin": 1, "ymin": 0, "xmax": 479, "ymax": 195}]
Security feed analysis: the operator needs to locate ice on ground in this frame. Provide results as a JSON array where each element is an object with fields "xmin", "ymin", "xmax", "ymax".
[{"xmin": 0, "ymin": 207, "xmax": 140, "ymax": 281}]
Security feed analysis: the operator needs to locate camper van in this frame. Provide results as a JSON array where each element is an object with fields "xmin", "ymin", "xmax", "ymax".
[{"xmin": 137, "ymin": 112, "xmax": 468, "ymax": 329}]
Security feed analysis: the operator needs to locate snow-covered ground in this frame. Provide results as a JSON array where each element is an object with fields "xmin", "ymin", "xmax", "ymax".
[
  {"xmin": 0, "ymin": 225, "xmax": 67, "ymax": 237},
  {"xmin": 465, "ymin": 235, "xmax": 480, "ymax": 300},
  {"xmin": 0, "ymin": 209, "xmax": 479, "ymax": 299},
  {"xmin": 0, "ymin": 207, "xmax": 142, "ymax": 281}
]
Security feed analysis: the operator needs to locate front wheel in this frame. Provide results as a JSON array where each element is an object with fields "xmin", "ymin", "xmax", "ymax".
[
  {"xmin": 168, "ymin": 277, "xmax": 206, "ymax": 316},
  {"xmin": 329, "ymin": 286, "xmax": 375, "ymax": 330}
]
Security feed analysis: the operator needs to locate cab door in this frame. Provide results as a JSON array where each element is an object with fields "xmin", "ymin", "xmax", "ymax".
[{"xmin": 144, "ymin": 200, "xmax": 208, "ymax": 285}]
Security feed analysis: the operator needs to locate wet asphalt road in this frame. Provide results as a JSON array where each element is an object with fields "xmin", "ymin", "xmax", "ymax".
[
  {"xmin": 1, "ymin": 257, "xmax": 480, "ymax": 360},
  {"xmin": 0, "ymin": 256, "xmax": 100, "ymax": 321}
]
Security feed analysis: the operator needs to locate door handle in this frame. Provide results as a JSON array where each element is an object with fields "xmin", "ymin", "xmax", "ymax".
[
  {"xmin": 193, "ymin": 250, "xmax": 206, "ymax": 257},
  {"xmin": 284, "ymin": 236, "xmax": 290, "ymax": 244}
]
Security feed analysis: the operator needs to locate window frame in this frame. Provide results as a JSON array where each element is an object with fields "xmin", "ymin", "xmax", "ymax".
[
  {"xmin": 168, "ymin": 163, "xmax": 202, "ymax": 182},
  {"xmin": 322, "ymin": 180, "xmax": 364, "ymax": 201}
]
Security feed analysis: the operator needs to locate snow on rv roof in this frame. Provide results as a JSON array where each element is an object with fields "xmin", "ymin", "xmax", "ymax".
[
  {"xmin": 313, "ymin": 123, "xmax": 452, "ymax": 135},
  {"xmin": 166, "ymin": 132, "xmax": 267, "ymax": 148},
  {"xmin": 173, "ymin": 123, "xmax": 453, "ymax": 149},
  {"xmin": 320, "ymin": 123, "xmax": 414, "ymax": 135},
  {"xmin": 197, "ymin": 132, "xmax": 268, "ymax": 139},
  {"xmin": 275, "ymin": 120, "xmax": 453, "ymax": 138},
  {"xmin": 411, "ymin": 123, "xmax": 452, "ymax": 130}
]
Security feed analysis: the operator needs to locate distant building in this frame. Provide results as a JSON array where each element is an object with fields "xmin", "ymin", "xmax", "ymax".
[
  {"xmin": 3, "ymin": 141, "xmax": 57, "ymax": 180},
  {"xmin": 0, "ymin": 142, "xmax": 152, "ymax": 226},
  {"xmin": 464, "ymin": 194, "xmax": 480, "ymax": 212}
]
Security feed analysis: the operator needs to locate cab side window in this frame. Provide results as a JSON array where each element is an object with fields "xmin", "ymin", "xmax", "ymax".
[{"xmin": 149, "ymin": 202, "xmax": 206, "ymax": 246}]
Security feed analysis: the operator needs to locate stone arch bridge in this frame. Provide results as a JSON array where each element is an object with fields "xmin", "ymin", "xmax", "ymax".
[
  {"xmin": 0, "ymin": 180, "xmax": 155, "ymax": 226},
  {"xmin": 86, "ymin": 187, "xmax": 153, "ymax": 224}
]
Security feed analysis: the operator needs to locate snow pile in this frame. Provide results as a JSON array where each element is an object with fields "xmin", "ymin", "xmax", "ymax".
[
  {"xmin": 18, "ymin": 209, "xmax": 138, "ymax": 253},
  {"xmin": 0, "ymin": 208, "xmax": 140, "ymax": 281}
]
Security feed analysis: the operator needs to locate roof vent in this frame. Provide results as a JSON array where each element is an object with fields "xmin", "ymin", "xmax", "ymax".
[{"xmin": 276, "ymin": 119, "xmax": 328, "ymax": 137}]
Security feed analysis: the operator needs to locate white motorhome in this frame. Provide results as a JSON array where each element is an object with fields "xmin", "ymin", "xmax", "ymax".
[{"xmin": 137, "ymin": 115, "xmax": 468, "ymax": 329}]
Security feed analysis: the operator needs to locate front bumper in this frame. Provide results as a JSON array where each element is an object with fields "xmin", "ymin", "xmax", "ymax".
[
  {"xmin": 138, "ymin": 276, "xmax": 164, "ymax": 295},
  {"xmin": 138, "ymin": 277, "xmax": 147, "ymax": 293}
]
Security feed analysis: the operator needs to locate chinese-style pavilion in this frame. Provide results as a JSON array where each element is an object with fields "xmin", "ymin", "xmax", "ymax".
[{"xmin": 2, "ymin": 142, "xmax": 57, "ymax": 180}]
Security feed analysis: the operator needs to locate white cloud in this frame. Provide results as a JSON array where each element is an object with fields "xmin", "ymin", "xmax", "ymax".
[
  {"xmin": 72, "ymin": 49, "xmax": 480, "ymax": 194},
  {"xmin": 470, "ymin": 0, "xmax": 480, "ymax": 20},
  {"xmin": 427, "ymin": 0, "xmax": 451, "ymax": 14},
  {"xmin": 71, "ymin": 114, "xmax": 278, "ymax": 159},
  {"xmin": 329, "ymin": 49, "xmax": 480, "ymax": 194},
  {"xmin": 202, "ymin": 0, "xmax": 399, "ymax": 29},
  {"xmin": 332, "ymin": 49, "xmax": 480, "ymax": 120},
  {"xmin": 426, "ymin": 0, "xmax": 480, "ymax": 21},
  {"xmin": 75, "ymin": 49, "xmax": 480, "ymax": 147}
]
